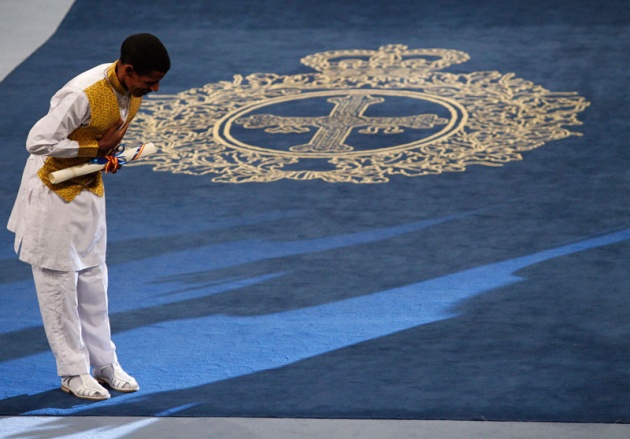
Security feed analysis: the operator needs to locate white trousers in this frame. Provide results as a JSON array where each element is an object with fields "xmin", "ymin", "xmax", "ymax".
[{"xmin": 32, "ymin": 263, "xmax": 117, "ymax": 377}]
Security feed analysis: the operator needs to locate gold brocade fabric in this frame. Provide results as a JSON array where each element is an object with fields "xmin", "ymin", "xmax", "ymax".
[{"xmin": 39, "ymin": 62, "xmax": 142, "ymax": 202}]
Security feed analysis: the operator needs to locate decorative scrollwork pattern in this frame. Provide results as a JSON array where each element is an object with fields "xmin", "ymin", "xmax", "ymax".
[{"xmin": 125, "ymin": 45, "xmax": 589, "ymax": 183}]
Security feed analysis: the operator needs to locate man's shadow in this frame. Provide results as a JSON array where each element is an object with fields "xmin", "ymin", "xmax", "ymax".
[{"xmin": 0, "ymin": 388, "xmax": 126, "ymax": 415}]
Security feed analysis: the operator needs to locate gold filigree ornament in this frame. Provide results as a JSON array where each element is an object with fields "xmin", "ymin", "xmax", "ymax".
[{"xmin": 125, "ymin": 45, "xmax": 589, "ymax": 183}]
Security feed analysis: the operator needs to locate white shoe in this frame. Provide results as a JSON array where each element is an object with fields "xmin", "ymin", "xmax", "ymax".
[
  {"xmin": 94, "ymin": 362, "xmax": 139, "ymax": 393},
  {"xmin": 61, "ymin": 374, "xmax": 111, "ymax": 401}
]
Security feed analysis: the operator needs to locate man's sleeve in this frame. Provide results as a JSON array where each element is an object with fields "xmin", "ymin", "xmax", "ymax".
[{"xmin": 26, "ymin": 87, "xmax": 93, "ymax": 158}]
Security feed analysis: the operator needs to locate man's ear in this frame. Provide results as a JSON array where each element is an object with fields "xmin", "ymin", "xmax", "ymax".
[{"xmin": 121, "ymin": 64, "xmax": 135, "ymax": 76}]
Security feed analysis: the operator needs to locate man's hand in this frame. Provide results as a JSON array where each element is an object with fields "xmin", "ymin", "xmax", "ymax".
[{"xmin": 97, "ymin": 119, "xmax": 129, "ymax": 157}]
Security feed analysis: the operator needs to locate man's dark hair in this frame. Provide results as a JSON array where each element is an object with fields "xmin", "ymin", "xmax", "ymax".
[{"xmin": 120, "ymin": 33, "xmax": 170, "ymax": 75}]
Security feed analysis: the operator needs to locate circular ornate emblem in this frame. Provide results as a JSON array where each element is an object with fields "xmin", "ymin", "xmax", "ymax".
[{"xmin": 126, "ymin": 45, "xmax": 589, "ymax": 183}]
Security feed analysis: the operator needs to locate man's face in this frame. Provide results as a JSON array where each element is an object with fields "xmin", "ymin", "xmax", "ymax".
[{"xmin": 123, "ymin": 67, "xmax": 166, "ymax": 97}]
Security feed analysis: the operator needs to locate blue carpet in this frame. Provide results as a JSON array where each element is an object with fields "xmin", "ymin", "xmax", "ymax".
[{"xmin": 0, "ymin": 0, "xmax": 629, "ymax": 423}]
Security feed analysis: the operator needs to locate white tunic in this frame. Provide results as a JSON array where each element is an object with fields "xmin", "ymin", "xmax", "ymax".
[{"xmin": 7, "ymin": 63, "xmax": 131, "ymax": 271}]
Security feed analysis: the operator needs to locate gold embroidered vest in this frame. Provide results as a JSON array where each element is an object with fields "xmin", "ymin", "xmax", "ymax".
[{"xmin": 38, "ymin": 62, "xmax": 142, "ymax": 202}]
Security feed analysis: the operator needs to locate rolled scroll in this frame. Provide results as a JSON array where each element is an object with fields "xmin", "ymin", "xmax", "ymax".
[{"xmin": 49, "ymin": 142, "xmax": 157, "ymax": 184}]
